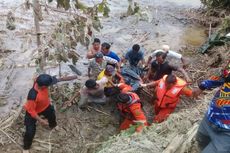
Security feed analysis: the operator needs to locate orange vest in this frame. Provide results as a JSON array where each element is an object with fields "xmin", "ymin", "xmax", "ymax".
[
  {"xmin": 118, "ymin": 83, "xmax": 133, "ymax": 93},
  {"xmin": 117, "ymin": 92, "xmax": 141, "ymax": 118},
  {"xmin": 156, "ymin": 75, "xmax": 186, "ymax": 108}
]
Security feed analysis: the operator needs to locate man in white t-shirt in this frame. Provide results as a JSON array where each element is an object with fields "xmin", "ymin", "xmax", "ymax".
[{"xmin": 147, "ymin": 45, "xmax": 187, "ymax": 68}]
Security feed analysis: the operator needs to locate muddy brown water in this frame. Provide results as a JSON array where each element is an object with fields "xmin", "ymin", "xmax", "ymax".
[
  {"xmin": 182, "ymin": 25, "xmax": 207, "ymax": 46},
  {"xmin": 0, "ymin": 0, "xmax": 208, "ymax": 153}
]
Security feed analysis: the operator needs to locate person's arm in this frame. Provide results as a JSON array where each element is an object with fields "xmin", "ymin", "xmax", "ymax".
[
  {"xmin": 116, "ymin": 62, "xmax": 121, "ymax": 73},
  {"xmin": 122, "ymin": 51, "xmax": 129, "ymax": 64},
  {"xmin": 139, "ymin": 51, "xmax": 145, "ymax": 67},
  {"xmin": 34, "ymin": 115, "xmax": 48, "ymax": 125},
  {"xmin": 146, "ymin": 56, "xmax": 153, "ymax": 66},
  {"xmin": 141, "ymin": 80, "xmax": 159, "ymax": 87},
  {"xmin": 114, "ymin": 54, "xmax": 121, "ymax": 72},
  {"xmin": 104, "ymin": 56, "xmax": 120, "ymax": 72},
  {"xmin": 104, "ymin": 56, "xmax": 118, "ymax": 65},
  {"xmin": 178, "ymin": 67, "xmax": 192, "ymax": 83},
  {"xmin": 179, "ymin": 86, "xmax": 204, "ymax": 99},
  {"xmin": 140, "ymin": 59, "xmax": 146, "ymax": 67},
  {"xmin": 192, "ymin": 79, "xmax": 225, "ymax": 98},
  {"xmin": 143, "ymin": 68, "xmax": 152, "ymax": 82},
  {"xmin": 174, "ymin": 66, "xmax": 192, "ymax": 83},
  {"xmin": 167, "ymin": 51, "xmax": 187, "ymax": 68},
  {"xmin": 57, "ymin": 75, "xmax": 78, "ymax": 82},
  {"xmin": 24, "ymin": 98, "xmax": 48, "ymax": 125},
  {"xmin": 198, "ymin": 79, "xmax": 224, "ymax": 90},
  {"xmin": 181, "ymin": 57, "xmax": 188, "ymax": 69}
]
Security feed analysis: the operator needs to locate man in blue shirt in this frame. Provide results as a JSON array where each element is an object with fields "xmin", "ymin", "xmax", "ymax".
[
  {"xmin": 124, "ymin": 44, "xmax": 145, "ymax": 67},
  {"xmin": 195, "ymin": 67, "xmax": 230, "ymax": 153},
  {"xmin": 101, "ymin": 42, "xmax": 121, "ymax": 72},
  {"xmin": 101, "ymin": 42, "xmax": 120, "ymax": 62}
]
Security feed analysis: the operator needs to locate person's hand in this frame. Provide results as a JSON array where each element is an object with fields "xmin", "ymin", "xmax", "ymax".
[
  {"xmin": 192, "ymin": 88, "xmax": 203, "ymax": 98},
  {"xmin": 39, "ymin": 119, "xmax": 48, "ymax": 126},
  {"xmin": 186, "ymin": 77, "xmax": 192, "ymax": 84},
  {"xmin": 140, "ymin": 83, "xmax": 147, "ymax": 87},
  {"xmin": 117, "ymin": 68, "xmax": 121, "ymax": 73}
]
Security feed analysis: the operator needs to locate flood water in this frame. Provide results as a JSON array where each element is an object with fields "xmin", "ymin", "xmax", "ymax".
[
  {"xmin": 182, "ymin": 25, "xmax": 207, "ymax": 46},
  {"xmin": 91, "ymin": 0, "xmax": 207, "ymax": 56}
]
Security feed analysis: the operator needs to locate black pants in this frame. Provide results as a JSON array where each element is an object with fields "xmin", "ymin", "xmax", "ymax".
[{"xmin": 23, "ymin": 105, "xmax": 57, "ymax": 150}]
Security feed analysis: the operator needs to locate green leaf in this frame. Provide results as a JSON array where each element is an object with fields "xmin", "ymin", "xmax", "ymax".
[
  {"xmin": 57, "ymin": 0, "xmax": 70, "ymax": 10},
  {"xmin": 98, "ymin": 3, "xmax": 104, "ymax": 13},
  {"xmin": 75, "ymin": 0, "xmax": 87, "ymax": 10},
  {"xmin": 103, "ymin": 5, "xmax": 110, "ymax": 17}
]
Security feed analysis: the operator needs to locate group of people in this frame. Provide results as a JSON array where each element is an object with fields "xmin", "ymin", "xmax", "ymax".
[{"xmin": 22, "ymin": 37, "xmax": 230, "ymax": 153}]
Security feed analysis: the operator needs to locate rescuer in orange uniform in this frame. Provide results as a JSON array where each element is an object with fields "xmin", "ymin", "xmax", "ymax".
[
  {"xmin": 23, "ymin": 74, "xmax": 77, "ymax": 152},
  {"xmin": 116, "ymin": 92, "xmax": 148, "ymax": 132},
  {"xmin": 141, "ymin": 74, "xmax": 196, "ymax": 123}
]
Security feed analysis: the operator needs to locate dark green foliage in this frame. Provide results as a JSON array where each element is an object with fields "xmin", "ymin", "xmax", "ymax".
[
  {"xmin": 97, "ymin": 0, "xmax": 110, "ymax": 17},
  {"xmin": 75, "ymin": 0, "xmax": 87, "ymax": 10},
  {"xmin": 198, "ymin": 33, "xmax": 230, "ymax": 53},
  {"xmin": 221, "ymin": 16, "xmax": 230, "ymax": 33},
  {"xmin": 57, "ymin": 0, "xmax": 70, "ymax": 10},
  {"xmin": 51, "ymin": 0, "xmax": 110, "ymax": 17},
  {"xmin": 201, "ymin": 0, "xmax": 230, "ymax": 9}
]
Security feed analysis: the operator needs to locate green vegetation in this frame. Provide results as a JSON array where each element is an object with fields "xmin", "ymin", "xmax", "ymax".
[{"xmin": 201, "ymin": 0, "xmax": 230, "ymax": 9}]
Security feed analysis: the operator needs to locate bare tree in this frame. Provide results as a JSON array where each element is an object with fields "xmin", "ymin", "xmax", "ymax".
[{"xmin": 33, "ymin": 0, "xmax": 45, "ymax": 72}]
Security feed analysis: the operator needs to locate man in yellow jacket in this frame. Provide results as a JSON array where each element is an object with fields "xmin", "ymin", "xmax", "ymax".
[{"xmin": 97, "ymin": 65, "xmax": 124, "ymax": 97}]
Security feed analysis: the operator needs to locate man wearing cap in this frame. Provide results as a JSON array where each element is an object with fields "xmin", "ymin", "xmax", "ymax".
[
  {"xmin": 97, "ymin": 65, "xmax": 116, "ymax": 87},
  {"xmin": 97, "ymin": 65, "xmax": 124, "ymax": 97},
  {"xmin": 116, "ymin": 92, "xmax": 147, "ymax": 132},
  {"xmin": 195, "ymin": 66, "xmax": 230, "ymax": 153},
  {"xmin": 23, "ymin": 74, "xmax": 77, "ymax": 152},
  {"xmin": 88, "ymin": 52, "xmax": 118, "ymax": 80}
]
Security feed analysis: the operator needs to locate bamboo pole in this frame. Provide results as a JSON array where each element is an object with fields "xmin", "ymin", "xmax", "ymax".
[{"xmin": 33, "ymin": 0, "xmax": 45, "ymax": 72}]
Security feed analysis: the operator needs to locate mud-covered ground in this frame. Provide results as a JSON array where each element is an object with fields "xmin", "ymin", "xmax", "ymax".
[{"xmin": 1, "ymin": 0, "xmax": 227, "ymax": 153}]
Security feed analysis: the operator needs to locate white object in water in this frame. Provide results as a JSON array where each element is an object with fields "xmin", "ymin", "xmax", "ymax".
[{"xmin": 226, "ymin": 33, "xmax": 230, "ymax": 37}]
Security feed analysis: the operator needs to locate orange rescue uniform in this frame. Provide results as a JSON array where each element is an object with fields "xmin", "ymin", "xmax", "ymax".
[
  {"xmin": 117, "ymin": 92, "xmax": 147, "ymax": 132},
  {"xmin": 154, "ymin": 75, "xmax": 193, "ymax": 123},
  {"xmin": 24, "ymin": 83, "xmax": 50, "ymax": 118}
]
